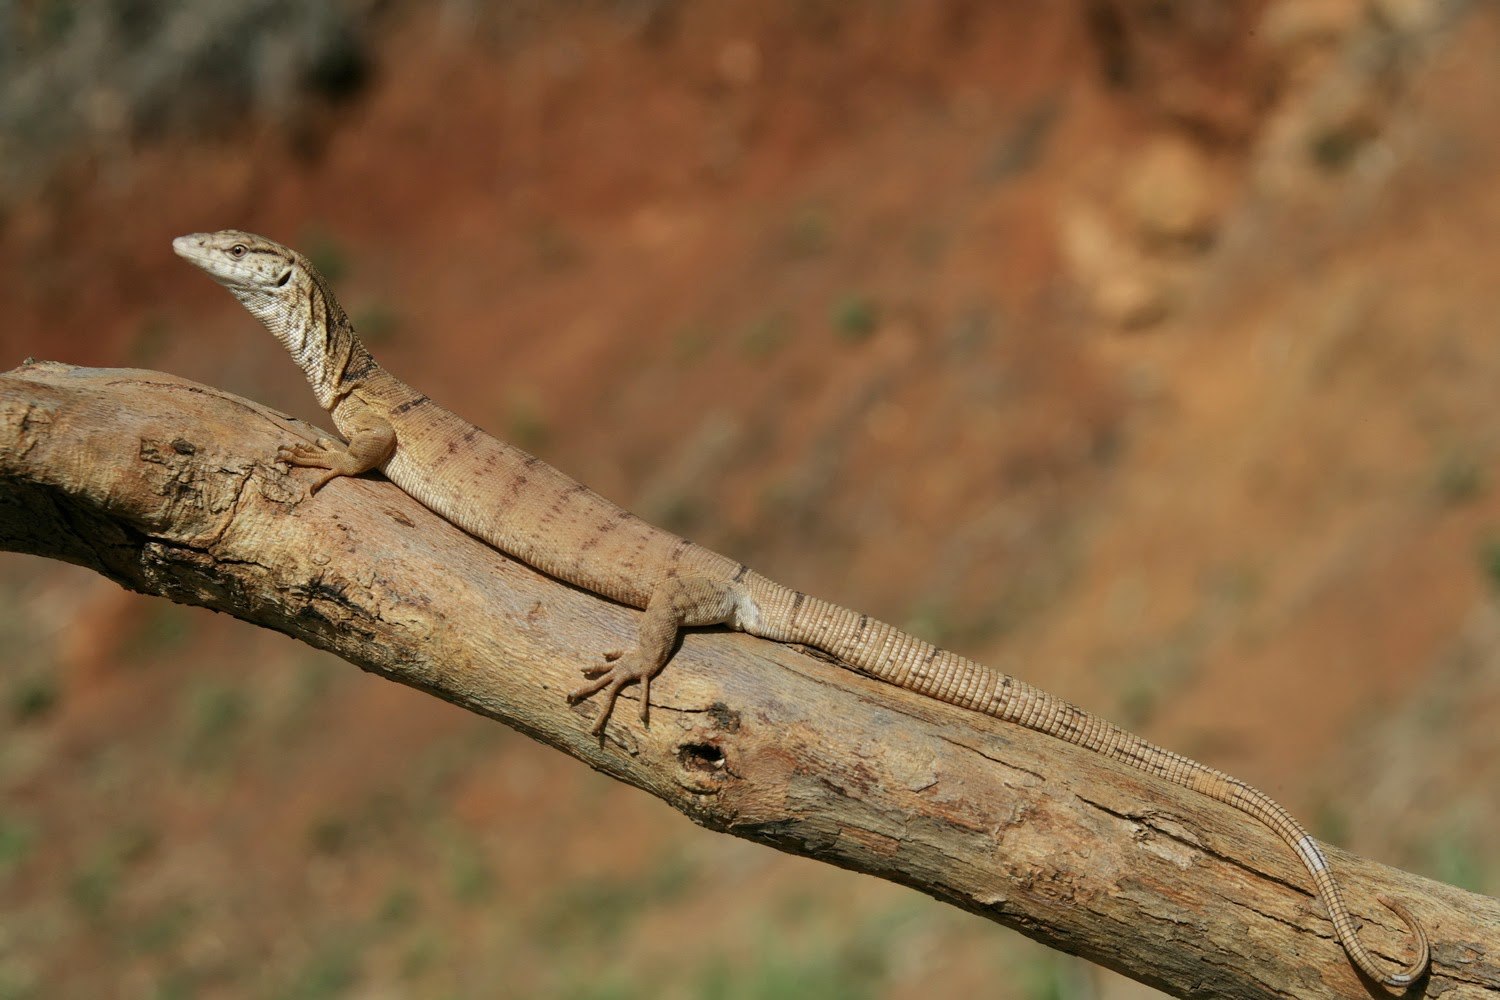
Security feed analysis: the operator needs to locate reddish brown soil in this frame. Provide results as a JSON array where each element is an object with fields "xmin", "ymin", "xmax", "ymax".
[{"xmin": 2, "ymin": 3, "xmax": 1497, "ymax": 997}]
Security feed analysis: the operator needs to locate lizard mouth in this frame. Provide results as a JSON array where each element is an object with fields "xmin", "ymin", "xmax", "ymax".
[
  {"xmin": 171, "ymin": 234, "xmax": 222, "ymax": 276},
  {"xmin": 171, "ymin": 234, "xmax": 205, "ymax": 258},
  {"xmin": 172, "ymin": 233, "xmax": 263, "ymax": 290}
]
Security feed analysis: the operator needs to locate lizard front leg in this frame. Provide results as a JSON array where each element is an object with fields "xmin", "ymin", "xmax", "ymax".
[
  {"xmin": 568, "ymin": 576, "xmax": 740, "ymax": 736},
  {"xmin": 278, "ymin": 407, "xmax": 396, "ymax": 494}
]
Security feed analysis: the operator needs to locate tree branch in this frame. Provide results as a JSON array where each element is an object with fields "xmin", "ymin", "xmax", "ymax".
[{"xmin": 1, "ymin": 361, "xmax": 1494, "ymax": 999}]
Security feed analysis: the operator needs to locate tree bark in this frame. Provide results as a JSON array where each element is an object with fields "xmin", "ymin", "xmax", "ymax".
[{"xmin": 1, "ymin": 361, "xmax": 1496, "ymax": 999}]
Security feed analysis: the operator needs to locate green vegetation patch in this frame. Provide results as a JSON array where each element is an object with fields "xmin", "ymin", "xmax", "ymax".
[{"xmin": 830, "ymin": 294, "xmax": 879, "ymax": 342}]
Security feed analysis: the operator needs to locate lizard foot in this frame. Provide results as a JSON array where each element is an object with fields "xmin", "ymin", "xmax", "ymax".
[
  {"xmin": 276, "ymin": 440, "xmax": 353, "ymax": 495},
  {"xmin": 568, "ymin": 649, "xmax": 656, "ymax": 736},
  {"xmin": 277, "ymin": 439, "xmax": 342, "ymax": 470}
]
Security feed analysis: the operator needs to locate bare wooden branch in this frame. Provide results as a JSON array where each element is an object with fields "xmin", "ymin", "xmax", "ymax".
[{"xmin": 1, "ymin": 361, "xmax": 1495, "ymax": 999}]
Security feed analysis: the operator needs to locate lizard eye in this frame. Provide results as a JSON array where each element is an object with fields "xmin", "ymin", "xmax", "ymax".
[{"xmin": 229, "ymin": 244, "xmax": 248, "ymax": 259}]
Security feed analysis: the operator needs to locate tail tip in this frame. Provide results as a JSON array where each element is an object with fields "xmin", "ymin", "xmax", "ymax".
[{"xmin": 1373, "ymin": 894, "xmax": 1430, "ymax": 990}]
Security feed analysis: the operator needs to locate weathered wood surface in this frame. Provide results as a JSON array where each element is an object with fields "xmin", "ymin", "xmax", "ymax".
[{"xmin": 1, "ymin": 362, "xmax": 1496, "ymax": 999}]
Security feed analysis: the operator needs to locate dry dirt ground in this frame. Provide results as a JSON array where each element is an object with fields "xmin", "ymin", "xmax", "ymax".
[{"xmin": 1, "ymin": 2, "xmax": 1497, "ymax": 997}]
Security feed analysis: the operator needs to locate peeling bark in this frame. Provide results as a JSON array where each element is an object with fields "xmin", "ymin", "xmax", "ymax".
[{"xmin": 2, "ymin": 362, "xmax": 1496, "ymax": 999}]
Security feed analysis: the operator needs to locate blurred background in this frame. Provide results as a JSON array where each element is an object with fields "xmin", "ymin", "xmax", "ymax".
[{"xmin": 2, "ymin": 0, "xmax": 1497, "ymax": 997}]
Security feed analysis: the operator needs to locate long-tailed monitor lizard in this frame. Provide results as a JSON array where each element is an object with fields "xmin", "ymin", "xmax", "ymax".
[{"xmin": 173, "ymin": 229, "xmax": 1429, "ymax": 990}]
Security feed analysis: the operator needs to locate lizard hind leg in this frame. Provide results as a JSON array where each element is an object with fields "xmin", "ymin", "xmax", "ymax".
[{"xmin": 568, "ymin": 576, "xmax": 740, "ymax": 737}]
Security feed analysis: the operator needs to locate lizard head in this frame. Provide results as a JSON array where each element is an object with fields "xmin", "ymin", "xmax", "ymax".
[
  {"xmin": 173, "ymin": 229, "xmax": 362, "ymax": 407},
  {"xmin": 172, "ymin": 229, "xmax": 310, "ymax": 302}
]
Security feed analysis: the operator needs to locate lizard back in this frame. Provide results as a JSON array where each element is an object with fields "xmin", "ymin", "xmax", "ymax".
[{"xmin": 347, "ymin": 370, "xmax": 742, "ymax": 610}]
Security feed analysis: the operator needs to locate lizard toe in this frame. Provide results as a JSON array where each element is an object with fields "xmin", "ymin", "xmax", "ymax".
[
  {"xmin": 569, "ymin": 650, "xmax": 656, "ymax": 735},
  {"xmin": 569, "ymin": 671, "xmax": 615, "ymax": 700},
  {"xmin": 278, "ymin": 442, "xmax": 338, "ymax": 469},
  {"xmin": 586, "ymin": 673, "xmax": 635, "ymax": 736},
  {"xmin": 579, "ymin": 650, "xmax": 624, "ymax": 680}
]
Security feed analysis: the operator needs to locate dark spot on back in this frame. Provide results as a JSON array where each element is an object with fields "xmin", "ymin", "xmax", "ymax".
[
  {"xmin": 391, "ymin": 395, "xmax": 430, "ymax": 415},
  {"xmin": 579, "ymin": 518, "xmax": 619, "ymax": 551}
]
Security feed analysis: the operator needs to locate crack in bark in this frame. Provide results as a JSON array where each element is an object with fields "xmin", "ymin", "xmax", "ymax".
[
  {"xmin": 1075, "ymin": 792, "xmax": 1311, "ymax": 898},
  {"xmin": 212, "ymin": 464, "xmax": 265, "ymax": 547},
  {"xmin": 936, "ymin": 732, "xmax": 1049, "ymax": 783}
]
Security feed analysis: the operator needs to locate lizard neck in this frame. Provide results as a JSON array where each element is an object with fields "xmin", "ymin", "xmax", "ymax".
[{"xmin": 234, "ymin": 269, "xmax": 379, "ymax": 410}]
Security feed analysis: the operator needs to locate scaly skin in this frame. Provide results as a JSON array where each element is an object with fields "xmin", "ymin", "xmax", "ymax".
[{"xmin": 174, "ymin": 229, "xmax": 1429, "ymax": 990}]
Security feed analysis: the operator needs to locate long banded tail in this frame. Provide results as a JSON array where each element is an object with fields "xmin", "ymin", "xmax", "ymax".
[{"xmin": 749, "ymin": 581, "xmax": 1429, "ymax": 989}]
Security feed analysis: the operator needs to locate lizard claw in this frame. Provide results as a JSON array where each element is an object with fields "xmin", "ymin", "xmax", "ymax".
[{"xmin": 568, "ymin": 649, "xmax": 654, "ymax": 736}]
